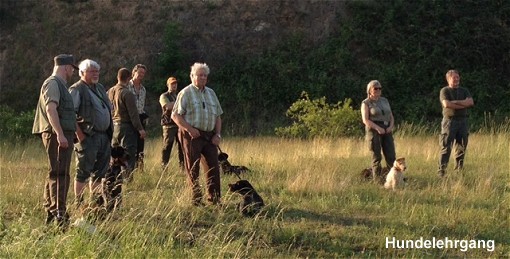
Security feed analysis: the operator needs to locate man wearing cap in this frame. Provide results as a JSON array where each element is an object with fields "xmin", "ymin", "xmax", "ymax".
[
  {"xmin": 108, "ymin": 68, "xmax": 146, "ymax": 180},
  {"xmin": 172, "ymin": 63, "xmax": 224, "ymax": 206},
  {"xmin": 159, "ymin": 76, "xmax": 184, "ymax": 169},
  {"xmin": 32, "ymin": 54, "xmax": 77, "ymax": 227},
  {"xmin": 69, "ymin": 59, "xmax": 112, "ymax": 208}
]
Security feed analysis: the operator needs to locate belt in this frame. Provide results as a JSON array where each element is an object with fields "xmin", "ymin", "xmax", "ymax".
[
  {"xmin": 113, "ymin": 121, "xmax": 130, "ymax": 126},
  {"xmin": 197, "ymin": 129, "xmax": 215, "ymax": 141},
  {"xmin": 445, "ymin": 116, "xmax": 467, "ymax": 120},
  {"xmin": 373, "ymin": 120, "xmax": 389, "ymax": 126}
]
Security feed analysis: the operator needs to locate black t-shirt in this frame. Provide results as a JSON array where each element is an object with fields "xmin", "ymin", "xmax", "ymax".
[{"xmin": 439, "ymin": 86, "xmax": 472, "ymax": 118}]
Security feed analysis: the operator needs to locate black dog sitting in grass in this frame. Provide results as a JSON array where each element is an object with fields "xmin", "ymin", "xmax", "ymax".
[
  {"xmin": 228, "ymin": 180, "xmax": 264, "ymax": 216},
  {"xmin": 218, "ymin": 151, "xmax": 250, "ymax": 176},
  {"xmin": 104, "ymin": 146, "xmax": 129, "ymax": 213}
]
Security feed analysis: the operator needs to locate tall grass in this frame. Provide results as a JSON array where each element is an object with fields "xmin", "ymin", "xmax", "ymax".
[{"xmin": 0, "ymin": 133, "xmax": 508, "ymax": 257}]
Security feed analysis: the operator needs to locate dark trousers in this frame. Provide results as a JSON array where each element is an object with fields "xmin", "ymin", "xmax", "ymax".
[
  {"xmin": 104, "ymin": 164, "xmax": 123, "ymax": 212},
  {"xmin": 439, "ymin": 117, "xmax": 469, "ymax": 171},
  {"xmin": 179, "ymin": 129, "xmax": 221, "ymax": 204},
  {"xmin": 135, "ymin": 115, "xmax": 147, "ymax": 161},
  {"xmin": 74, "ymin": 131, "xmax": 111, "ymax": 183},
  {"xmin": 161, "ymin": 126, "xmax": 184, "ymax": 166},
  {"xmin": 41, "ymin": 131, "xmax": 74, "ymax": 217},
  {"xmin": 112, "ymin": 122, "xmax": 138, "ymax": 172},
  {"xmin": 366, "ymin": 127, "xmax": 396, "ymax": 179}
]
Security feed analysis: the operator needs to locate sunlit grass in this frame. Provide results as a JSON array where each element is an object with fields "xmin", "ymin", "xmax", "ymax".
[{"xmin": 0, "ymin": 132, "xmax": 508, "ymax": 257}]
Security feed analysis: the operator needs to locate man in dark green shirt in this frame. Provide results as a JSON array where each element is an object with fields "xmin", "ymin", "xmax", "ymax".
[
  {"xmin": 32, "ymin": 54, "xmax": 77, "ymax": 227},
  {"xmin": 438, "ymin": 70, "xmax": 474, "ymax": 177}
]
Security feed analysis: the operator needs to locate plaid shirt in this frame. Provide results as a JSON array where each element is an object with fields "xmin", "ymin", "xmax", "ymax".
[
  {"xmin": 172, "ymin": 84, "xmax": 223, "ymax": 132},
  {"xmin": 127, "ymin": 80, "xmax": 146, "ymax": 114}
]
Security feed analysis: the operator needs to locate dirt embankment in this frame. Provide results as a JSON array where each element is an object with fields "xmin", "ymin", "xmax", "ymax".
[{"xmin": 0, "ymin": 0, "xmax": 347, "ymax": 110}]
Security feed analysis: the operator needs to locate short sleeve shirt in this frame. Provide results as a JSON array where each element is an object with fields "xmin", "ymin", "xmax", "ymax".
[
  {"xmin": 439, "ymin": 86, "xmax": 472, "ymax": 118},
  {"xmin": 160, "ymin": 91, "xmax": 176, "ymax": 108},
  {"xmin": 362, "ymin": 97, "xmax": 392, "ymax": 122},
  {"xmin": 42, "ymin": 77, "xmax": 66, "ymax": 106},
  {"xmin": 172, "ymin": 84, "xmax": 223, "ymax": 132},
  {"xmin": 69, "ymin": 84, "xmax": 111, "ymax": 131},
  {"xmin": 127, "ymin": 80, "xmax": 146, "ymax": 114}
]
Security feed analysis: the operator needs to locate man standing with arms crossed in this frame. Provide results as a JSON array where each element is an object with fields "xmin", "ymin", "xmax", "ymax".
[
  {"xmin": 172, "ymin": 63, "xmax": 224, "ymax": 206},
  {"xmin": 32, "ymin": 54, "xmax": 77, "ymax": 227},
  {"xmin": 438, "ymin": 69, "xmax": 474, "ymax": 177}
]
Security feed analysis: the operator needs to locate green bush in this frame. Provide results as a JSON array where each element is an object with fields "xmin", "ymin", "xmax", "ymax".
[
  {"xmin": 0, "ymin": 106, "xmax": 35, "ymax": 139},
  {"xmin": 150, "ymin": 22, "xmax": 190, "ymax": 93},
  {"xmin": 275, "ymin": 92, "xmax": 362, "ymax": 139}
]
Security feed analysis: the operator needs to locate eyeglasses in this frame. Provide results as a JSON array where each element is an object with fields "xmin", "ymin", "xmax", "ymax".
[{"xmin": 374, "ymin": 87, "xmax": 382, "ymax": 90}]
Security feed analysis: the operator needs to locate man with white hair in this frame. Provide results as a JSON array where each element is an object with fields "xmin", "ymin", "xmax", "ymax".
[
  {"xmin": 172, "ymin": 62, "xmax": 224, "ymax": 206},
  {"xmin": 69, "ymin": 59, "xmax": 112, "ymax": 208}
]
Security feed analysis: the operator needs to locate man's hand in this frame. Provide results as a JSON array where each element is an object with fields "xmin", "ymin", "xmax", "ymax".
[
  {"xmin": 76, "ymin": 130, "xmax": 86, "ymax": 143},
  {"xmin": 187, "ymin": 128, "xmax": 200, "ymax": 139},
  {"xmin": 139, "ymin": 130, "xmax": 147, "ymax": 139},
  {"xmin": 212, "ymin": 134, "xmax": 221, "ymax": 146},
  {"xmin": 56, "ymin": 134, "xmax": 69, "ymax": 149}
]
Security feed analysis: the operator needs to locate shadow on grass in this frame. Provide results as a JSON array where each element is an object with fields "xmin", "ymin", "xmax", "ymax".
[{"xmin": 279, "ymin": 207, "xmax": 376, "ymax": 227}]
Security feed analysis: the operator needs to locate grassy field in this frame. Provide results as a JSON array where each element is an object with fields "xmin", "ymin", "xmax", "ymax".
[{"xmin": 0, "ymin": 132, "xmax": 508, "ymax": 258}]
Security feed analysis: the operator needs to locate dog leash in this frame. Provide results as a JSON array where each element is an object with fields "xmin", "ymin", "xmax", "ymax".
[{"xmin": 217, "ymin": 145, "xmax": 242, "ymax": 180}]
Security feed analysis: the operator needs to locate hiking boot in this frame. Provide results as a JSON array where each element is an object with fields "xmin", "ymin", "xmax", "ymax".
[
  {"xmin": 192, "ymin": 199, "xmax": 205, "ymax": 207},
  {"xmin": 55, "ymin": 212, "xmax": 70, "ymax": 232},
  {"xmin": 45, "ymin": 211, "xmax": 55, "ymax": 225}
]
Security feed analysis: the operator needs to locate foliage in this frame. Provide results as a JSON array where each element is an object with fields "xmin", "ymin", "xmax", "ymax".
[
  {"xmin": 0, "ymin": 105, "xmax": 35, "ymax": 139},
  {"xmin": 150, "ymin": 22, "xmax": 190, "ymax": 93},
  {"xmin": 209, "ymin": 0, "xmax": 510, "ymax": 135},
  {"xmin": 4, "ymin": 1, "xmax": 510, "ymax": 137},
  {"xmin": 275, "ymin": 92, "xmax": 362, "ymax": 139},
  {"xmin": 339, "ymin": 0, "xmax": 510, "ymax": 124}
]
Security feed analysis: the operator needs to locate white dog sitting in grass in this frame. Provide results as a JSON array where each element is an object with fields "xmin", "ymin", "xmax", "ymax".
[{"xmin": 384, "ymin": 157, "xmax": 407, "ymax": 190}]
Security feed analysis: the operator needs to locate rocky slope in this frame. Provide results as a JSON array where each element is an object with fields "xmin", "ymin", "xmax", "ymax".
[{"xmin": 0, "ymin": 0, "xmax": 347, "ymax": 110}]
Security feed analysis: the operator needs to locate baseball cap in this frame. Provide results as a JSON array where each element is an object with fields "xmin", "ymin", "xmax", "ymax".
[{"xmin": 167, "ymin": 77, "xmax": 177, "ymax": 85}]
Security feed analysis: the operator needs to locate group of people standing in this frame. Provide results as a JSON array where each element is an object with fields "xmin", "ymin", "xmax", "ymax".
[
  {"xmin": 32, "ymin": 53, "xmax": 472, "ymax": 228},
  {"xmin": 361, "ymin": 70, "xmax": 474, "ymax": 181},
  {"xmin": 32, "ymin": 55, "xmax": 147, "ymax": 227},
  {"xmin": 33, "ymin": 54, "xmax": 224, "ymax": 229}
]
